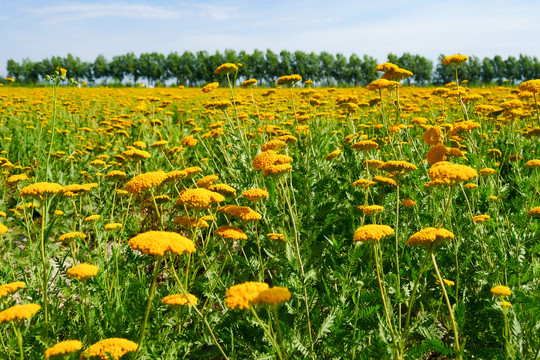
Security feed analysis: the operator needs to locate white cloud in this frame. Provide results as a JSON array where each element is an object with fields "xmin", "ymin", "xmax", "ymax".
[{"xmin": 29, "ymin": 2, "xmax": 181, "ymax": 20}]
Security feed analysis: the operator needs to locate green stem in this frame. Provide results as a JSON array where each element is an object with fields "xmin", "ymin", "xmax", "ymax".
[
  {"xmin": 11, "ymin": 324, "xmax": 23, "ymax": 360},
  {"xmin": 250, "ymin": 307, "xmax": 284, "ymax": 360},
  {"xmin": 437, "ymin": 185, "xmax": 455, "ymax": 229},
  {"xmin": 403, "ymin": 248, "xmax": 432, "ymax": 336},
  {"xmin": 272, "ymin": 306, "xmax": 287, "ymax": 359},
  {"xmin": 431, "ymin": 253, "xmax": 462, "ymax": 360},
  {"xmin": 40, "ymin": 201, "xmax": 49, "ymax": 341},
  {"xmin": 83, "ymin": 281, "xmax": 91, "ymax": 345},
  {"xmin": 134, "ymin": 258, "xmax": 162, "ymax": 360}
]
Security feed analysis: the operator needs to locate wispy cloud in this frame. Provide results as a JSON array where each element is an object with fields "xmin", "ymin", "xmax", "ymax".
[{"xmin": 29, "ymin": 2, "xmax": 181, "ymax": 20}]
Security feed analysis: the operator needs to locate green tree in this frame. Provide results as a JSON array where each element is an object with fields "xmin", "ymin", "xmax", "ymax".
[
  {"xmin": 348, "ymin": 54, "xmax": 364, "ymax": 86},
  {"xmin": 6, "ymin": 59, "xmax": 22, "ymax": 81},
  {"xmin": 332, "ymin": 53, "xmax": 348, "ymax": 85},
  {"xmin": 265, "ymin": 49, "xmax": 280, "ymax": 84},
  {"xmin": 481, "ymin": 57, "xmax": 495, "ymax": 84},
  {"xmin": 92, "ymin": 55, "xmax": 109, "ymax": 83},
  {"xmin": 319, "ymin": 51, "xmax": 335, "ymax": 85},
  {"xmin": 361, "ymin": 55, "xmax": 378, "ymax": 84},
  {"xmin": 505, "ymin": 56, "xmax": 520, "ymax": 84}
]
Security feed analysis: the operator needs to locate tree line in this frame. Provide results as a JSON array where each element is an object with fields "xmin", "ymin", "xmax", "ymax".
[{"xmin": 5, "ymin": 50, "xmax": 540, "ymax": 86}]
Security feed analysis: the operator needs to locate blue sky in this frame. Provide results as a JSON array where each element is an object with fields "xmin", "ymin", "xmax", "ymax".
[{"xmin": 1, "ymin": 0, "xmax": 539, "ymax": 76}]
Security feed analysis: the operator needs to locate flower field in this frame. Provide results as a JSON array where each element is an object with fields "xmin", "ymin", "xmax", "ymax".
[{"xmin": 0, "ymin": 60, "xmax": 540, "ymax": 359}]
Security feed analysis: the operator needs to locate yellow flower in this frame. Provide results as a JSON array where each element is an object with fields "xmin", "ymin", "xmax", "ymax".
[
  {"xmin": 406, "ymin": 227, "xmax": 454, "ymax": 249},
  {"xmin": 325, "ymin": 149, "xmax": 341, "ymax": 160},
  {"xmin": 479, "ymin": 168, "xmax": 497, "ymax": 176},
  {"xmin": 366, "ymin": 78, "xmax": 396, "ymax": 91},
  {"xmin": 214, "ymin": 63, "xmax": 238, "ymax": 75},
  {"xmin": 175, "ymin": 188, "xmax": 225, "ymax": 209},
  {"xmin": 67, "ymin": 263, "xmax": 99, "ymax": 280},
  {"xmin": 442, "ymin": 54, "xmax": 469, "ymax": 66},
  {"xmin": 133, "ymin": 141, "xmax": 146, "ymax": 149},
  {"xmin": 225, "ymin": 282, "xmax": 269, "ymax": 310},
  {"xmin": 173, "ymin": 216, "xmax": 209, "ymax": 229},
  {"xmin": 353, "ymin": 224, "xmax": 394, "ymax": 244},
  {"xmin": 262, "ymin": 163, "xmax": 292, "ymax": 177},
  {"xmin": 352, "ymin": 179, "xmax": 376, "ymax": 188},
  {"xmin": 373, "ymin": 175, "xmax": 398, "ymax": 187},
  {"xmin": 6, "ymin": 173, "xmax": 30, "ymax": 185},
  {"xmin": 0, "ymin": 304, "xmax": 41, "ymax": 324},
  {"xmin": 105, "ymin": 170, "xmax": 127, "ymax": 180},
  {"xmin": 215, "ymin": 225, "xmax": 248, "ymax": 240},
  {"xmin": 401, "ymin": 199, "xmax": 417, "ymax": 207},
  {"xmin": 241, "ymin": 188, "xmax": 269, "ymax": 202},
  {"xmin": 84, "ymin": 214, "xmax": 101, "ymax": 222},
  {"xmin": 428, "ymin": 162, "xmax": 478, "ymax": 185},
  {"xmin": 19, "ymin": 182, "xmax": 63, "ymax": 197},
  {"xmin": 276, "ymin": 74, "xmax": 302, "ymax": 87},
  {"xmin": 351, "ymin": 140, "xmax": 378, "ymax": 151},
  {"xmin": 58, "ymin": 232, "xmax": 87, "ymax": 243},
  {"xmin": 426, "ymin": 143, "xmax": 448, "ymax": 165},
  {"xmin": 125, "ymin": 171, "xmax": 168, "ymax": 194},
  {"xmin": 500, "ymin": 301, "xmax": 512, "ymax": 308},
  {"xmin": 473, "ymin": 215, "xmax": 490, "ymax": 223},
  {"xmin": 122, "ymin": 149, "xmax": 151, "ymax": 161},
  {"xmin": 377, "ymin": 160, "xmax": 417, "ymax": 175},
  {"xmin": 202, "ymin": 82, "xmax": 219, "ymax": 93},
  {"xmin": 128, "ymin": 231, "xmax": 195, "ymax": 257},
  {"xmin": 241, "ymin": 79, "xmax": 257, "ymax": 88},
  {"xmin": 0, "ymin": 224, "xmax": 8, "ymax": 235},
  {"xmin": 208, "ymin": 183, "xmax": 237, "ymax": 197},
  {"xmin": 491, "ymin": 285, "xmax": 512, "ymax": 297},
  {"xmin": 518, "ymin": 79, "xmax": 540, "ymax": 93},
  {"xmin": 261, "ymin": 140, "xmax": 287, "ymax": 152},
  {"xmin": 362, "ymin": 205, "xmax": 384, "ymax": 216},
  {"xmin": 45, "ymin": 339, "xmax": 82, "ymax": 359},
  {"xmin": 527, "ymin": 207, "xmax": 540, "ymax": 218},
  {"xmin": 195, "ymin": 175, "xmax": 219, "ymax": 188},
  {"xmin": 218, "ymin": 205, "xmax": 262, "ymax": 221},
  {"xmin": 162, "ymin": 293, "xmax": 198, "ymax": 306},
  {"xmin": 165, "ymin": 170, "xmax": 188, "ymax": 182},
  {"xmin": 0, "ymin": 282, "xmax": 25, "ymax": 298},
  {"xmin": 150, "ymin": 140, "xmax": 168, "ymax": 148},
  {"xmin": 423, "ymin": 126, "xmax": 442, "ymax": 146},
  {"xmin": 525, "ymin": 159, "xmax": 540, "ymax": 168},
  {"xmin": 267, "ymin": 233, "xmax": 285, "ymax": 241},
  {"xmin": 81, "ymin": 338, "xmax": 138, "ymax": 360},
  {"xmin": 104, "ymin": 223, "xmax": 122, "ymax": 231},
  {"xmin": 252, "ymin": 287, "xmax": 291, "ymax": 305}
]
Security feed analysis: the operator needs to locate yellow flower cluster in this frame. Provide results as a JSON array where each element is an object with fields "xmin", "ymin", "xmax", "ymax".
[
  {"xmin": 202, "ymin": 82, "xmax": 219, "ymax": 93},
  {"xmin": 352, "ymin": 179, "xmax": 376, "ymax": 188},
  {"xmin": 214, "ymin": 63, "xmax": 238, "ymax": 75},
  {"xmin": 215, "ymin": 225, "xmax": 248, "ymax": 240},
  {"xmin": 128, "ymin": 231, "xmax": 195, "ymax": 256},
  {"xmin": 362, "ymin": 205, "xmax": 384, "ymax": 216},
  {"xmin": 6, "ymin": 173, "xmax": 30, "ymax": 185},
  {"xmin": 428, "ymin": 162, "xmax": 478, "ymax": 185},
  {"xmin": 0, "ymin": 224, "xmax": 8, "ymax": 235},
  {"xmin": 423, "ymin": 126, "xmax": 442, "ymax": 146},
  {"xmin": 261, "ymin": 139, "xmax": 287, "ymax": 152},
  {"xmin": 252, "ymin": 150, "xmax": 293, "ymax": 171},
  {"xmin": 66, "ymin": 263, "xmax": 99, "ymax": 280},
  {"xmin": 527, "ymin": 207, "xmax": 540, "ymax": 217},
  {"xmin": 0, "ymin": 303, "xmax": 41, "ymax": 324},
  {"xmin": 325, "ymin": 149, "xmax": 341, "ymax": 160},
  {"xmin": 122, "ymin": 149, "xmax": 151, "ymax": 161},
  {"xmin": 241, "ymin": 188, "xmax": 269, "ymax": 202},
  {"xmin": 353, "ymin": 224, "xmax": 394, "ymax": 244},
  {"xmin": 105, "ymin": 170, "xmax": 127, "ymax": 180},
  {"xmin": 0, "ymin": 281, "xmax": 25, "ymax": 298},
  {"xmin": 104, "ymin": 223, "xmax": 122, "ymax": 231},
  {"xmin": 195, "ymin": 174, "xmax": 219, "ymax": 188},
  {"xmin": 173, "ymin": 216, "xmax": 209, "ymax": 229},
  {"xmin": 377, "ymin": 160, "xmax": 417, "ymax": 175},
  {"xmin": 125, "ymin": 171, "xmax": 168, "ymax": 194},
  {"xmin": 351, "ymin": 140, "xmax": 378, "ymax": 151},
  {"xmin": 491, "ymin": 285, "xmax": 512, "ymax": 297},
  {"xmin": 442, "ymin": 54, "xmax": 469, "ymax": 66},
  {"xmin": 225, "ymin": 282, "xmax": 269, "ymax": 310},
  {"xmin": 373, "ymin": 175, "xmax": 398, "ymax": 187},
  {"xmin": 208, "ymin": 183, "xmax": 237, "ymax": 197},
  {"xmin": 406, "ymin": 227, "xmax": 454, "ymax": 248},
  {"xmin": 176, "ymin": 188, "xmax": 225, "ymax": 209},
  {"xmin": 58, "ymin": 232, "xmax": 87, "ymax": 243},
  {"xmin": 401, "ymin": 199, "xmax": 417, "ymax": 207},
  {"xmin": 525, "ymin": 159, "xmax": 540, "ymax": 168},
  {"xmin": 276, "ymin": 74, "xmax": 302, "ymax": 87},
  {"xmin": 19, "ymin": 182, "xmax": 63, "ymax": 197},
  {"xmin": 162, "ymin": 293, "xmax": 198, "ymax": 306},
  {"xmin": 252, "ymin": 286, "xmax": 291, "ymax": 305},
  {"xmin": 84, "ymin": 214, "xmax": 101, "ymax": 222},
  {"xmin": 81, "ymin": 338, "xmax": 138, "ymax": 360},
  {"xmin": 45, "ymin": 340, "xmax": 82, "ymax": 359},
  {"xmin": 366, "ymin": 79, "xmax": 398, "ymax": 91},
  {"xmin": 241, "ymin": 79, "xmax": 257, "ymax": 88},
  {"xmin": 518, "ymin": 79, "xmax": 540, "ymax": 93},
  {"xmin": 218, "ymin": 205, "xmax": 262, "ymax": 221},
  {"xmin": 473, "ymin": 215, "xmax": 490, "ymax": 223},
  {"xmin": 267, "ymin": 233, "xmax": 285, "ymax": 241}
]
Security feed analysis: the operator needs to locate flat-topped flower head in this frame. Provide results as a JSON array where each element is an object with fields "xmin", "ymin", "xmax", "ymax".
[
  {"xmin": 45, "ymin": 340, "xmax": 82, "ymax": 359},
  {"xmin": 128, "ymin": 231, "xmax": 195, "ymax": 256},
  {"xmin": 352, "ymin": 140, "xmax": 378, "ymax": 151},
  {"xmin": 0, "ymin": 303, "xmax": 41, "ymax": 324},
  {"xmin": 377, "ymin": 160, "xmax": 417, "ymax": 175},
  {"xmin": 241, "ymin": 188, "xmax": 269, "ymax": 202},
  {"xmin": 442, "ymin": 55, "xmax": 469, "ymax": 66},
  {"xmin": 267, "ymin": 233, "xmax": 285, "ymax": 241},
  {"xmin": 176, "ymin": 188, "xmax": 225, "ymax": 209},
  {"xmin": 225, "ymin": 282, "xmax": 269, "ymax": 310},
  {"xmin": 518, "ymin": 79, "xmax": 540, "ymax": 94},
  {"xmin": 0, "ymin": 224, "xmax": 7, "ymax": 236},
  {"xmin": 202, "ymin": 82, "xmax": 219, "ymax": 93},
  {"xmin": 58, "ymin": 232, "xmax": 87, "ymax": 244},
  {"xmin": 252, "ymin": 286, "xmax": 291, "ymax": 306},
  {"xmin": 125, "ymin": 171, "xmax": 168, "ymax": 194},
  {"xmin": 19, "ymin": 182, "xmax": 63, "ymax": 197},
  {"xmin": 67, "ymin": 263, "xmax": 99, "ymax": 281},
  {"xmin": 527, "ymin": 207, "xmax": 540, "ymax": 218},
  {"xmin": 241, "ymin": 79, "xmax": 257, "ymax": 88},
  {"xmin": 162, "ymin": 293, "xmax": 198, "ymax": 307},
  {"xmin": 428, "ymin": 162, "xmax": 478, "ymax": 185},
  {"xmin": 277, "ymin": 74, "xmax": 302, "ymax": 87},
  {"xmin": 215, "ymin": 225, "xmax": 248, "ymax": 240},
  {"xmin": 406, "ymin": 227, "xmax": 454, "ymax": 249},
  {"xmin": 81, "ymin": 338, "xmax": 138, "ymax": 360},
  {"xmin": 491, "ymin": 285, "xmax": 512, "ymax": 297},
  {"xmin": 218, "ymin": 205, "xmax": 262, "ymax": 221},
  {"xmin": 353, "ymin": 224, "xmax": 394, "ymax": 244},
  {"xmin": 0, "ymin": 282, "xmax": 25, "ymax": 298},
  {"xmin": 214, "ymin": 63, "xmax": 238, "ymax": 75},
  {"xmin": 122, "ymin": 149, "xmax": 151, "ymax": 161}
]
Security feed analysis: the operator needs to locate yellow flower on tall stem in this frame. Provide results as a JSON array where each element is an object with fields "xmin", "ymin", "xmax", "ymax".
[{"xmin": 0, "ymin": 304, "xmax": 41, "ymax": 360}]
